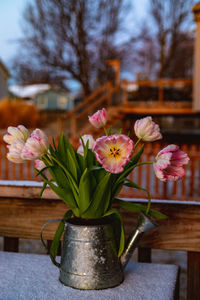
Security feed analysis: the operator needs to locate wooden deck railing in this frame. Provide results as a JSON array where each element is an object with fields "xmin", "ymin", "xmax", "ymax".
[
  {"xmin": 0, "ymin": 138, "xmax": 199, "ymax": 202},
  {"xmin": 121, "ymin": 78, "xmax": 193, "ymax": 106},
  {"xmin": 120, "ymin": 142, "xmax": 200, "ymax": 201}
]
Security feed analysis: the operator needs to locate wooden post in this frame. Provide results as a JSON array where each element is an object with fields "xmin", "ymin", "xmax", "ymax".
[
  {"xmin": 4, "ymin": 237, "xmax": 19, "ymax": 252},
  {"xmin": 187, "ymin": 251, "xmax": 200, "ymax": 300},
  {"xmin": 158, "ymin": 78, "xmax": 164, "ymax": 105},
  {"xmin": 192, "ymin": 3, "xmax": 200, "ymax": 112},
  {"xmin": 106, "ymin": 59, "xmax": 120, "ymax": 87},
  {"xmin": 138, "ymin": 247, "xmax": 152, "ymax": 263},
  {"xmin": 106, "ymin": 81, "xmax": 112, "ymax": 107}
]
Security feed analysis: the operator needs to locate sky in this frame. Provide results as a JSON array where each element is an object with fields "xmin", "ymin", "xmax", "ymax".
[
  {"xmin": 0, "ymin": 0, "xmax": 149, "ymax": 87},
  {"xmin": 0, "ymin": 0, "xmax": 30, "ymax": 64}
]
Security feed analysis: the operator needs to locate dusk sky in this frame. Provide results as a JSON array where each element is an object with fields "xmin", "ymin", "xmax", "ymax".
[
  {"xmin": 0, "ymin": 1, "xmax": 30, "ymax": 64},
  {"xmin": 0, "ymin": 0, "xmax": 149, "ymax": 64}
]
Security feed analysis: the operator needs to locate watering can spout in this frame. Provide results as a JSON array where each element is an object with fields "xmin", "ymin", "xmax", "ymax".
[{"xmin": 120, "ymin": 212, "xmax": 157, "ymax": 269}]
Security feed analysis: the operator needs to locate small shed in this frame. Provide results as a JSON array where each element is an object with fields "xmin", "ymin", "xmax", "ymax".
[
  {"xmin": 9, "ymin": 84, "xmax": 74, "ymax": 111},
  {"xmin": 0, "ymin": 60, "xmax": 10, "ymax": 100},
  {"xmin": 35, "ymin": 88, "xmax": 74, "ymax": 111}
]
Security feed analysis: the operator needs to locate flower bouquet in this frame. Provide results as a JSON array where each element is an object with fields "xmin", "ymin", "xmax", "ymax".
[{"xmin": 4, "ymin": 109, "xmax": 189, "ymax": 264}]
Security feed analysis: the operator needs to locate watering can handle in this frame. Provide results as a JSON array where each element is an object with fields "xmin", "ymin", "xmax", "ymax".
[{"xmin": 40, "ymin": 218, "xmax": 64, "ymax": 268}]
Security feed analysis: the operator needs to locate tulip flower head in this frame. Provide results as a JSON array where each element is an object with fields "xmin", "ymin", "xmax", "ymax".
[
  {"xmin": 153, "ymin": 144, "xmax": 189, "ymax": 182},
  {"xmin": 34, "ymin": 159, "xmax": 46, "ymax": 171},
  {"xmin": 88, "ymin": 108, "xmax": 107, "ymax": 128},
  {"xmin": 3, "ymin": 125, "xmax": 29, "ymax": 145},
  {"xmin": 7, "ymin": 139, "xmax": 26, "ymax": 163},
  {"xmin": 93, "ymin": 134, "xmax": 134, "ymax": 173},
  {"xmin": 134, "ymin": 116, "xmax": 162, "ymax": 142},
  {"xmin": 77, "ymin": 134, "xmax": 95, "ymax": 156},
  {"xmin": 21, "ymin": 129, "xmax": 49, "ymax": 160}
]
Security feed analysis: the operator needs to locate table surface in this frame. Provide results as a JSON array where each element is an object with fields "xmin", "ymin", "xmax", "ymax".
[{"xmin": 0, "ymin": 251, "xmax": 178, "ymax": 300}]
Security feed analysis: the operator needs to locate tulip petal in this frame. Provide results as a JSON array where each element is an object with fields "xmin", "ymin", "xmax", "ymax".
[{"xmin": 93, "ymin": 134, "xmax": 134, "ymax": 174}]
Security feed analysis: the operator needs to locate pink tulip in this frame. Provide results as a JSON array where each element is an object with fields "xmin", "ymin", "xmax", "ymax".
[
  {"xmin": 134, "ymin": 116, "xmax": 162, "ymax": 142},
  {"xmin": 88, "ymin": 108, "xmax": 107, "ymax": 128},
  {"xmin": 7, "ymin": 139, "xmax": 26, "ymax": 163},
  {"xmin": 34, "ymin": 159, "xmax": 46, "ymax": 170},
  {"xmin": 21, "ymin": 129, "xmax": 49, "ymax": 160},
  {"xmin": 153, "ymin": 144, "xmax": 189, "ymax": 182},
  {"xmin": 77, "ymin": 134, "xmax": 95, "ymax": 155},
  {"xmin": 93, "ymin": 134, "xmax": 134, "ymax": 173},
  {"xmin": 3, "ymin": 125, "xmax": 29, "ymax": 145}
]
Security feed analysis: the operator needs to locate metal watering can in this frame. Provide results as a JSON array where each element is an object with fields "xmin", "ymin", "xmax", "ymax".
[{"xmin": 41, "ymin": 212, "xmax": 156, "ymax": 290}]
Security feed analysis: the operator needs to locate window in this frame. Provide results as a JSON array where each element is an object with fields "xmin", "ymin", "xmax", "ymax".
[
  {"xmin": 58, "ymin": 96, "xmax": 68, "ymax": 109},
  {"xmin": 39, "ymin": 96, "xmax": 48, "ymax": 109}
]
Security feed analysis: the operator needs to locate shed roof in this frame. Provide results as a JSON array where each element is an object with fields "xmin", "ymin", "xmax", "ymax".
[
  {"xmin": 9, "ymin": 84, "xmax": 71, "ymax": 99},
  {"xmin": 9, "ymin": 84, "xmax": 51, "ymax": 98}
]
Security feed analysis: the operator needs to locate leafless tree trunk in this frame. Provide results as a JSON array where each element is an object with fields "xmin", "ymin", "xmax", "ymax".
[{"xmin": 13, "ymin": 0, "xmax": 130, "ymax": 96}]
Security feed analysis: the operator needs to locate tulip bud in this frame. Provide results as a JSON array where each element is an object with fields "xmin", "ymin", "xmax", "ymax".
[
  {"xmin": 77, "ymin": 134, "xmax": 95, "ymax": 156},
  {"xmin": 134, "ymin": 116, "xmax": 162, "ymax": 142},
  {"xmin": 7, "ymin": 139, "xmax": 26, "ymax": 163},
  {"xmin": 3, "ymin": 125, "xmax": 29, "ymax": 145},
  {"xmin": 153, "ymin": 144, "xmax": 189, "ymax": 182},
  {"xmin": 21, "ymin": 129, "xmax": 49, "ymax": 160},
  {"xmin": 88, "ymin": 108, "xmax": 107, "ymax": 128},
  {"xmin": 34, "ymin": 159, "xmax": 46, "ymax": 170}
]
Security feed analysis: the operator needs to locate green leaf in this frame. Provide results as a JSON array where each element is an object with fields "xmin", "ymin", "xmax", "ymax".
[
  {"xmin": 67, "ymin": 149, "xmax": 77, "ymax": 181},
  {"xmin": 58, "ymin": 133, "xmax": 80, "ymax": 178},
  {"xmin": 104, "ymin": 208, "xmax": 125, "ymax": 257},
  {"xmin": 36, "ymin": 170, "xmax": 78, "ymax": 213},
  {"xmin": 52, "ymin": 137, "xmax": 57, "ymax": 150},
  {"xmin": 50, "ymin": 210, "xmax": 73, "ymax": 264},
  {"xmin": 116, "ymin": 128, "xmax": 122, "ymax": 134},
  {"xmin": 78, "ymin": 168, "xmax": 91, "ymax": 214},
  {"xmin": 83, "ymin": 173, "xmax": 111, "ymax": 218},
  {"xmin": 114, "ymin": 199, "xmax": 167, "ymax": 219},
  {"xmin": 40, "ymin": 181, "xmax": 47, "ymax": 197},
  {"xmin": 111, "ymin": 181, "xmax": 124, "ymax": 199},
  {"xmin": 108, "ymin": 126, "xmax": 113, "ymax": 135},
  {"xmin": 114, "ymin": 198, "xmax": 147, "ymax": 213},
  {"xmin": 50, "ymin": 156, "xmax": 79, "ymax": 200},
  {"xmin": 148, "ymin": 209, "xmax": 168, "ymax": 219}
]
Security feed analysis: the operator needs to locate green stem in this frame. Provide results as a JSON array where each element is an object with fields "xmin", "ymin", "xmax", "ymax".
[
  {"xmin": 42, "ymin": 154, "xmax": 52, "ymax": 165},
  {"xmin": 103, "ymin": 126, "xmax": 108, "ymax": 136},
  {"xmin": 134, "ymin": 138, "xmax": 142, "ymax": 149},
  {"xmin": 134, "ymin": 161, "xmax": 154, "ymax": 167},
  {"xmin": 145, "ymin": 191, "xmax": 152, "ymax": 215}
]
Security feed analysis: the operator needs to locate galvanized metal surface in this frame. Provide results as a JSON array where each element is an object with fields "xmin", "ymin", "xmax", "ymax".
[
  {"xmin": 59, "ymin": 212, "xmax": 157, "ymax": 290},
  {"xmin": 59, "ymin": 217, "xmax": 124, "ymax": 289},
  {"xmin": 120, "ymin": 212, "xmax": 157, "ymax": 268}
]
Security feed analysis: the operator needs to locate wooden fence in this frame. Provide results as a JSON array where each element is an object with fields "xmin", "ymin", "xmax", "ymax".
[{"xmin": 0, "ymin": 139, "xmax": 199, "ymax": 201}]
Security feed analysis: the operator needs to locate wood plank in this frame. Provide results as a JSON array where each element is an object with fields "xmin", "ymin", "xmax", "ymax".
[
  {"xmin": 122, "ymin": 200, "xmax": 200, "ymax": 252},
  {"xmin": 122, "ymin": 106, "xmax": 194, "ymax": 115},
  {"xmin": 0, "ymin": 195, "xmax": 200, "ymax": 253},
  {"xmin": 187, "ymin": 252, "xmax": 200, "ymax": 300},
  {"xmin": 0, "ymin": 197, "xmax": 67, "ymax": 239}
]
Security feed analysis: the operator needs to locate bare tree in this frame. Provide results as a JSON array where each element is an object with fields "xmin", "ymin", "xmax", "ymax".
[
  {"xmin": 132, "ymin": 0, "xmax": 194, "ymax": 79},
  {"xmin": 13, "ymin": 0, "xmax": 130, "ymax": 95}
]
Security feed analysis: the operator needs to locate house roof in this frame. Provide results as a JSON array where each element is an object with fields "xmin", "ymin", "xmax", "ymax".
[
  {"xmin": 0, "ymin": 60, "xmax": 10, "ymax": 78},
  {"xmin": 9, "ymin": 84, "xmax": 71, "ymax": 99},
  {"xmin": 9, "ymin": 84, "xmax": 51, "ymax": 98}
]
